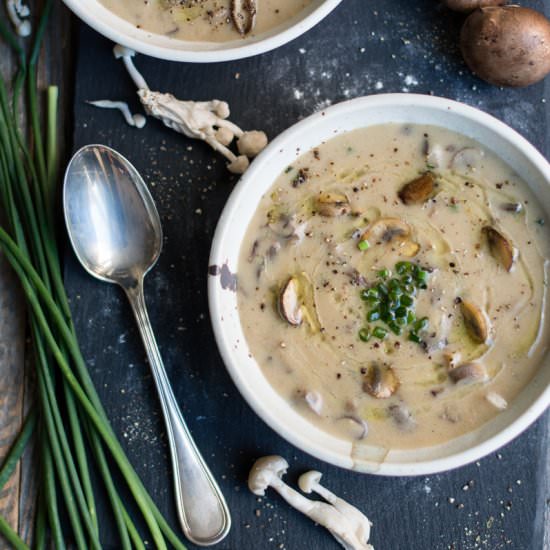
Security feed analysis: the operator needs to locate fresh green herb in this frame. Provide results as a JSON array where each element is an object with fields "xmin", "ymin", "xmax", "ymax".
[
  {"xmin": 358, "ymin": 327, "xmax": 371, "ymax": 342},
  {"xmin": 395, "ymin": 261, "xmax": 412, "ymax": 275},
  {"xmin": 367, "ymin": 309, "xmax": 381, "ymax": 322},
  {"xmin": 388, "ymin": 321, "xmax": 402, "ymax": 336},
  {"xmin": 414, "ymin": 317, "xmax": 430, "ymax": 332},
  {"xmin": 381, "ymin": 309, "xmax": 395, "ymax": 323},
  {"xmin": 395, "ymin": 306, "xmax": 408, "ymax": 318},
  {"xmin": 358, "ymin": 239, "xmax": 370, "ymax": 251},
  {"xmin": 415, "ymin": 269, "xmax": 429, "ymax": 284},
  {"xmin": 426, "ymin": 163, "xmax": 436, "ymax": 170},
  {"xmin": 373, "ymin": 326, "xmax": 388, "ymax": 339},
  {"xmin": 0, "ymin": 10, "xmax": 187, "ymax": 549},
  {"xmin": 376, "ymin": 282, "xmax": 388, "ymax": 296},
  {"xmin": 358, "ymin": 261, "xmax": 432, "ymax": 347},
  {"xmin": 284, "ymin": 165, "xmax": 293, "ymax": 174}
]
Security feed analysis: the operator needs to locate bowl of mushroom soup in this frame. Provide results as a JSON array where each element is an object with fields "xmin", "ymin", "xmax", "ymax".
[
  {"xmin": 208, "ymin": 94, "xmax": 550, "ymax": 475},
  {"xmin": 62, "ymin": 0, "xmax": 342, "ymax": 62}
]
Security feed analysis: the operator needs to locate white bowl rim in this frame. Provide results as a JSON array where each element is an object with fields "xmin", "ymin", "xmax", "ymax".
[
  {"xmin": 62, "ymin": 0, "xmax": 343, "ymax": 63},
  {"xmin": 209, "ymin": 93, "xmax": 550, "ymax": 475}
]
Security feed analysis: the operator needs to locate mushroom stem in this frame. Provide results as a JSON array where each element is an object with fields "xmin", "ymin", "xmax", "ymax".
[
  {"xmin": 7, "ymin": 0, "xmax": 31, "ymax": 36},
  {"xmin": 113, "ymin": 45, "xmax": 150, "ymax": 91},
  {"xmin": 111, "ymin": 45, "xmax": 267, "ymax": 174},
  {"xmin": 86, "ymin": 100, "xmax": 147, "ymax": 129},
  {"xmin": 298, "ymin": 471, "xmax": 372, "ymax": 547}
]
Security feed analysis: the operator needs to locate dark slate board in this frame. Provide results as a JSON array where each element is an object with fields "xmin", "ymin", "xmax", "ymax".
[{"xmin": 69, "ymin": 1, "xmax": 549, "ymax": 549}]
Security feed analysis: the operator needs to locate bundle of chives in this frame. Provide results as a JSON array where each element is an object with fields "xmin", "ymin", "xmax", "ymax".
[{"xmin": 0, "ymin": 3, "xmax": 187, "ymax": 548}]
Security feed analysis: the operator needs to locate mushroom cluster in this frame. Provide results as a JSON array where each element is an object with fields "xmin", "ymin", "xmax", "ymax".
[
  {"xmin": 443, "ymin": 2, "xmax": 550, "ymax": 87},
  {"xmin": 248, "ymin": 456, "xmax": 374, "ymax": 550},
  {"xmin": 89, "ymin": 45, "xmax": 268, "ymax": 174}
]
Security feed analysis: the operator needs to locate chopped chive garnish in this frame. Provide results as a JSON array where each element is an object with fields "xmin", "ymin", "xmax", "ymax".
[
  {"xmin": 373, "ymin": 326, "xmax": 388, "ymax": 340},
  {"xmin": 414, "ymin": 317, "xmax": 429, "ymax": 332},
  {"xmin": 358, "ymin": 239, "xmax": 370, "ymax": 251},
  {"xmin": 358, "ymin": 261, "xmax": 433, "ymax": 346},
  {"xmin": 389, "ymin": 321, "xmax": 402, "ymax": 336},
  {"xmin": 367, "ymin": 309, "xmax": 380, "ymax": 322},
  {"xmin": 395, "ymin": 306, "xmax": 408, "ymax": 318},
  {"xmin": 415, "ymin": 270, "xmax": 428, "ymax": 284},
  {"xmin": 396, "ymin": 261, "xmax": 412, "ymax": 275},
  {"xmin": 358, "ymin": 328, "xmax": 371, "ymax": 342},
  {"xmin": 376, "ymin": 283, "xmax": 389, "ymax": 296}
]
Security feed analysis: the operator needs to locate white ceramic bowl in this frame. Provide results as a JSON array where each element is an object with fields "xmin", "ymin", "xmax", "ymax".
[
  {"xmin": 208, "ymin": 94, "xmax": 550, "ymax": 475},
  {"xmin": 62, "ymin": 0, "xmax": 342, "ymax": 62}
]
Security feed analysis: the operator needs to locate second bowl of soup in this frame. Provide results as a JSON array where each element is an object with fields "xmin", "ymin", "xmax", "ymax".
[
  {"xmin": 63, "ymin": 0, "xmax": 342, "ymax": 62},
  {"xmin": 209, "ymin": 94, "xmax": 550, "ymax": 475}
]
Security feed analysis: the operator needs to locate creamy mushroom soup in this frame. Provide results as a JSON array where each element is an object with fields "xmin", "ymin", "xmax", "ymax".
[
  {"xmin": 237, "ymin": 124, "xmax": 550, "ymax": 450},
  {"xmin": 99, "ymin": 0, "xmax": 312, "ymax": 42}
]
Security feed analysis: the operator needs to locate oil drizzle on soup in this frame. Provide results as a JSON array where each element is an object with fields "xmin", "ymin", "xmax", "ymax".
[{"xmin": 237, "ymin": 124, "xmax": 550, "ymax": 451}]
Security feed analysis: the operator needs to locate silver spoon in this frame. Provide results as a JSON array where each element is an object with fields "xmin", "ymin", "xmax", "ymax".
[{"xmin": 63, "ymin": 144, "xmax": 231, "ymax": 546}]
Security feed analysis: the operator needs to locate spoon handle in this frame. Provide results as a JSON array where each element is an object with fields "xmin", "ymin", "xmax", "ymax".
[{"xmin": 126, "ymin": 280, "xmax": 231, "ymax": 546}]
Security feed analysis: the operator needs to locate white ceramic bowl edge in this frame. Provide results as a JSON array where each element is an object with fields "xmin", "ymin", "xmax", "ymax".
[
  {"xmin": 62, "ymin": 0, "xmax": 342, "ymax": 63},
  {"xmin": 208, "ymin": 94, "xmax": 550, "ymax": 475}
]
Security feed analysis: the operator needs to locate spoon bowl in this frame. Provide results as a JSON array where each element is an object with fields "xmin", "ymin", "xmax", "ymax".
[
  {"xmin": 64, "ymin": 145, "xmax": 162, "ymax": 284},
  {"xmin": 64, "ymin": 144, "xmax": 231, "ymax": 546}
]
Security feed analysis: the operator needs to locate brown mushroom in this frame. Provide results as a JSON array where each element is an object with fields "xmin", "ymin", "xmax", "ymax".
[
  {"xmin": 460, "ymin": 299, "xmax": 490, "ymax": 344},
  {"xmin": 460, "ymin": 6, "xmax": 550, "ymax": 87},
  {"xmin": 501, "ymin": 202, "xmax": 523, "ymax": 214},
  {"xmin": 363, "ymin": 364, "xmax": 400, "ymax": 399},
  {"xmin": 363, "ymin": 217, "xmax": 410, "ymax": 244},
  {"xmin": 482, "ymin": 226, "xmax": 516, "ymax": 272},
  {"xmin": 315, "ymin": 192, "xmax": 351, "ymax": 217},
  {"xmin": 398, "ymin": 172, "xmax": 435, "ymax": 205},
  {"xmin": 360, "ymin": 218, "xmax": 420, "ymax": 257},
  {"xmin": 388, "ymin": 403, "xmax": 415, "ymax": 430},
  {"xmin": 443, "ymin": 0, "xmax": 504, "ymax": 13},
  {"xmin": 449, "ymin": 362, "xmax": 488, "ymax": 384},
  {"xmin": 335, "ymin": 416, "xmax": 369, "ymax": 440},
  {"xmin": 278, "ymin": 277, "xmax": 303, "ymax": 326},
  {"xmin": 443, "ymin": 350, "xmax": 462, "ymax": 369},
  {"xmin": 231, "ymin": 0, "xmax": 257, "ymax": 35}
]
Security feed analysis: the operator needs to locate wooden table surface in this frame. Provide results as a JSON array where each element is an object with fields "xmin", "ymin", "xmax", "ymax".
[{"xmin": 1, "ymin": 1, "xmax": 549, "ymax": 549}]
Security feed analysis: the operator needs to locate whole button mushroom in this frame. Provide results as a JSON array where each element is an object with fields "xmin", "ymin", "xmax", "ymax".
[{"xmin": 460, "ymin": 6, "xmax": 550, "ymax": 87}]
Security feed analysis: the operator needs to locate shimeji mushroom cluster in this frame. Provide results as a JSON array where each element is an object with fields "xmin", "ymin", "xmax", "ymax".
[
  {"xmin": 248, "ymin": 456, "xmax": 374, "ymax": 550},
  {"xmin": 89, "ymin": 45, "xmax": 269, "ymax": 174}
]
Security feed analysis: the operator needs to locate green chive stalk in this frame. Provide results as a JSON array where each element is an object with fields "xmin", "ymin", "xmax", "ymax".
[{"xmin": 0, "ymin": 3, "xmax": 189, "ymax": 548}]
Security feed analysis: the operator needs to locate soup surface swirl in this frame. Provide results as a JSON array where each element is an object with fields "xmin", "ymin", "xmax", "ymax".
[{"xmin": 237, "ymin": 124, "xmax": 550, "ymax": 450}]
